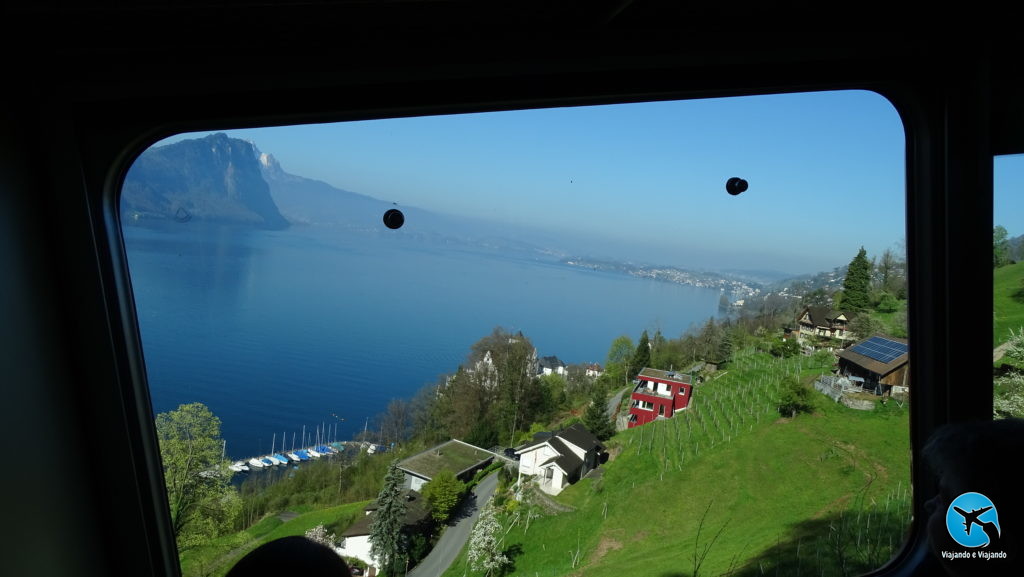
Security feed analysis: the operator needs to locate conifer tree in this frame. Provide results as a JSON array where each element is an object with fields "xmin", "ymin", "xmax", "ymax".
[
  {"xmin": 841, "ymin": 247, "xmax": 872, "ymax": 311},
  {"xmin": 370, "ymin": 460, "xmax": 408, "ymax": 576},
  {"xmin": 632, "ymin": 330, "xmax": 651, "ymax": 371},
  {"xmin": 583, "ymin": 388, "xmax": 615, "ymax": 441},
  {"xmin": 717, "ymin": 329, "xmax": 734, "ymax": 365}
]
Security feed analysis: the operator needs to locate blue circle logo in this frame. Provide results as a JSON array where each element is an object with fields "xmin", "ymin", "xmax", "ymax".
[{"xmin": 945, "ymin": 492, "xmax": 1001, "ymax": 548}]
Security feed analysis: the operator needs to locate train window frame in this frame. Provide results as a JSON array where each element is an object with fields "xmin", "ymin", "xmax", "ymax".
[{"xmin": 71, "ymin": 58, "xmax": 994, "ymax": 577}]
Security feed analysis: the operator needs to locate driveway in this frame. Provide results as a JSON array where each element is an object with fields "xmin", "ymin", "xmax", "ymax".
[
  {"xmin": 407, "ymin": 472, "xmax": 499, "ymax": 577},
  {"xmin": 607, "ymin": 386, "xmax": 627, "ymax": 419}
]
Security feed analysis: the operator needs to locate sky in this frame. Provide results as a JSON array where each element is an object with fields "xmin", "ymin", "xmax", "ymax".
[
  {"xmin": 995, "ymin": 154, "xmax": 1024, "ymax": 237},
  {"xmin": 151, "ymin": 89, "xmax": 1010, "ymax": 276}
]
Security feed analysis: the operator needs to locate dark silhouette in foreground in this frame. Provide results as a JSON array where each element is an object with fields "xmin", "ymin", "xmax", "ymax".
[
  {"xmin": 226, "ymin": 536, "xmax": 353, "ymax": 577},
  {"xmin": 923, "ymin": 418, "xmax": 1024, "ymax": 577}
]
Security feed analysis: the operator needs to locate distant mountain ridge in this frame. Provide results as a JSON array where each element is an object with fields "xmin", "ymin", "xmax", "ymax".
[
  {"xmin": 122, "ymin": 133, "xmax": 288, "ymax": 229},
  {"xmin": 258, "ymin": 151, "xmax": 393, "ymax": 229},
  {"xmin": 122, "ymin": 133, "xmax": 848, "ymax": 298}
]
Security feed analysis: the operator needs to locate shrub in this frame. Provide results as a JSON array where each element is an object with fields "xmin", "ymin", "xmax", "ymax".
[{"xmin": 778, "ymin": 377, "xmax": 814, "ymax": 417}]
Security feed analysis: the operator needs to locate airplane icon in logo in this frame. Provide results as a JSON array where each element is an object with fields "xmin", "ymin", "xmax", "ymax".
[{"xmin": 953, "ymin": 505, "xmax": 993, "ymax": 535}]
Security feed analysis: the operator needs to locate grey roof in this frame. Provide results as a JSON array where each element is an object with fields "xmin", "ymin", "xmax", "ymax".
[
  {"xmin": 557, "ymin": 423, "xmax": 602, "ymax": 453},
  {"xmin": 801, "ymin": 306, "xmax": 848, "ymax": 327},
  {"xmin": 538, "ymin": 356, "xmax": 566, "ymax": 370},
  {"xmin": 343, "ymin": 490, "xmax": 429, "ymax": 537},
  {"xmin": 515, "ymin": 423, "xmax": 601, "ymax": 460},
  {"xmin": 547, "ymin": 437, "xmax": 584, "ymax": 476},
  {"xmin": 638, "ymin": 367, "xmax": 692, "ymax": 384}
]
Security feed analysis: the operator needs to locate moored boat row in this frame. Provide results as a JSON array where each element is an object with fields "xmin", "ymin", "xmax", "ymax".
[{"xmin": 232, "ymin": 444, "xmax": 342, "ymax": 473}]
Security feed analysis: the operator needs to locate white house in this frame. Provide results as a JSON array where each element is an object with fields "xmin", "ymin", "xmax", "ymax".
[
  {"xmin": 336, "ymin": 490, "xmax": 429, "ymax": 575},
  {"xmin": 515, "ymin": 423, "xmax": 603, "ymax": 495},
  {"xmin": 537, "ymin": 355, "xmax": 568, "ymax": 377}
]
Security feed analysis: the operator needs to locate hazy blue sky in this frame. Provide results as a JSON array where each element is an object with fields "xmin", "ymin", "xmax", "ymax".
[
  {"xmin": 152, "ymin": 89, "xmax": 1019, "ymax": 275},
  {"xmin": 996, "ymin": 154, "xmax": 1024, "ymax": 237}
]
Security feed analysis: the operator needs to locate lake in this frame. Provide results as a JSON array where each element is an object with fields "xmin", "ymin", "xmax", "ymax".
[{"xmin": 123, "ymin": 223, "xmax": 723, "ymax": 459}]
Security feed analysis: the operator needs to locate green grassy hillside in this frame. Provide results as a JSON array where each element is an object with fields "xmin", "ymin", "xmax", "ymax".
[
  {"xmin": 445, "ymin": 350, "xmax": 910, "ymax": 577},
  {"xmin": 994, "ymin": 262, "xmax": 1024, "ymax": 347}
]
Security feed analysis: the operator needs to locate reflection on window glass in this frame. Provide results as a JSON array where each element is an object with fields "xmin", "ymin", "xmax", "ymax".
[
  {"xmin": 994, "ymin": 154, "xmax": 1024, "ymax": 419},
  {"xmin": 121, "ymin": 90, "xmax": 909, "ymax": 577}
]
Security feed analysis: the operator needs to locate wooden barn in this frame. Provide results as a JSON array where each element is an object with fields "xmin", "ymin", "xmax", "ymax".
[{"xmin": 836, "ymin": 335, "xmax": 909, "ymax": 396}]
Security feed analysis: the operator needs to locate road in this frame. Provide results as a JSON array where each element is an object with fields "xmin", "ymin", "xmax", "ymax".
[
  {"xmin": 407, "ymin": 471, "xmax": 499, "ymax": 577},
  {"xmin": 607, "ymin": 386, "xmax": 627, "ymax": 419}
]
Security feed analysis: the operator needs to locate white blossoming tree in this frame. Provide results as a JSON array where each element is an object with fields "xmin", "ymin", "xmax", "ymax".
[
  {"xmin": 467, "ymin": 503, "xmax": 510, "ymax": 577},
  {"xmin": 305, "ymin": 524, "xmax": 339, "ymax": 548}
]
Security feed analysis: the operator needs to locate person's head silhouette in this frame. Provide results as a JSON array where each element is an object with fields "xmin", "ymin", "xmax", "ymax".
[
  {"xmin": 923, "ymin": 418, "xmax": 1024, "ymax": 577},
  {"xmin": 226, "ymin": 536, "xmax": 353, "ymax": 577}
]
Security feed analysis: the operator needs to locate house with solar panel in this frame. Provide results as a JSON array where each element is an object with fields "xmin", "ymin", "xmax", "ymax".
[{"xmin": 836, "ymin": 334, "xmax": 909, "ymax": 397}]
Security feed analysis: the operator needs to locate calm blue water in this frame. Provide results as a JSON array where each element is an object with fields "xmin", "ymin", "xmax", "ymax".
[{"xmin": 123, "ymin": 223, "xmax": 721, "ymax": 459}]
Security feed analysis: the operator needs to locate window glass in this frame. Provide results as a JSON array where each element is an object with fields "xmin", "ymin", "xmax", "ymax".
[
  {"xmin": 994, "ymin": 154, "xmax": 1024, "ymax": 418},
  {"xmin": 121, "ymin": 90, "xmax": 909, "ymax": 577}
]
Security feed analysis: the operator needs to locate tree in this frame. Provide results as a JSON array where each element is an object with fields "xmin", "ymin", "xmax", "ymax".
[
  {"xmin": 842, "ymin": 247, "xmax": 872, "ymax": 311},
  {"xmin": 769, "ymin": 337, "xmax": 801, "ymax": 359},
  {"xmin": 717, "ymin": 328, "xmax": 735, "ymax": 366},
  {"xmin": 812, "ymin": 349, "xmax": 835, "ymax": 369},
  {"xmin": 370, "ymin": 460, "xmax": 408, "ymax": 576},
  {"xmin": 467, "ymin": 503, "xmax": 510, "ymax": 577},
  {"xmin": 849, "ymin": 312, "xmax": 881, "ymax": 339},
  {"xmin": 632, "ymin": 330, "xmax": 651, "ymax": 372},
  {"xmin": 379, "ymin": 398, "xmax": 413, "ymax": 449},
  {"xmin": 778, "ymin": 377, "xmax": 815, "ymax": 417},
  {"xmin": 305, "ymin": 524, "xmax": 339, "ymax": 548},
  {"xmin": 536, "ymin": 373, "xmax": 569, "ymax": 416},
  {"xmin": 605, "ymin": 335, "xmax": 635, "ymax": 385},
  {"xmin": 876, "ymin": 291, "xmax": 900, "ymax": 313},
  {"xmin": 698, "ymin": 317, "xmax": 724, "ymax": 362},
  {"xmin": 422, "ymin": 469, "xmax": 466, "ymax": 524},
  {"xmin": 876, "ymin": 247, "xmax": 906, "ymax": 296},
  {"xmin": 583, "ymin": 388, "xmax": 615, "ymax": 441},
  {"xmin": 155, "ymin": 402, "xmax": 240, "ymax": 549},
  {"xmin": 995, "ymin": 225, "xmax": 1012, "ymax": 268},
  {"xmin": 801, "ymin": 287, "xmax": 831, "ymax": 307},
  {"xmin": 468, "ymin": 327, "xmax": 538, "ymax": 445}
]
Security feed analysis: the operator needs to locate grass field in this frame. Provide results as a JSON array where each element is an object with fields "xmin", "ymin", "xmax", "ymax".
[
  {"xmin": 443, "ymin": 349, "xmax": 910, "ymax": 577},
  {"xmin": 994, "ymin": 262, "xmax": 1024, "ymax": 347}
]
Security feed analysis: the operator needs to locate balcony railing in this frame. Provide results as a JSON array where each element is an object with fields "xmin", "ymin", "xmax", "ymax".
[{"xmin": 632, "ymin": 385, "xmax": 673, "ymax": 399}]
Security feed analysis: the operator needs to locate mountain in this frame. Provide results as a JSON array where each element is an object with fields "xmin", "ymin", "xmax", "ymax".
[
  {"xmin": 258, "ymin": 152, "xmax": 395, "ymax": 229},
  {"xmin": 122, "ymin": 133, "xmax": 288, "ymax": 229},
  {"xmin": 258, "ymin": 150, "xmax": 580, "ymax": 258}
]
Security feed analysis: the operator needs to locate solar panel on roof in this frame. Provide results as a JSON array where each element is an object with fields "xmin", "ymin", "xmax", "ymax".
[{"xmin": 850, "ymin": 336, "xmax": 907, "ymax": 363}]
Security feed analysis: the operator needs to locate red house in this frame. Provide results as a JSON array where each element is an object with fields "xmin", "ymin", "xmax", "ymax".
[{"xmin": 627, "ymin": 367, "xmax": 693, "ymax": 428}]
